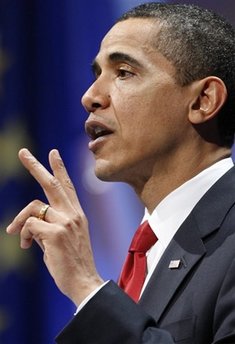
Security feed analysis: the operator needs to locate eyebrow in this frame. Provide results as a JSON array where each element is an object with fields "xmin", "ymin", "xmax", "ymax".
[
  {"xmin": 91, "ymin": 51, "xmax": 143, "ymax": 76},
  {"xmin": 108, "ymin": 52, "xmax": 143, "ymax": 68}
]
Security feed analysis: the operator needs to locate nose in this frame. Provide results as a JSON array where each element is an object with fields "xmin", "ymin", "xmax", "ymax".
[{"xmin": 81, "ymin": 79, "xmax": 110, "ymax": 113}]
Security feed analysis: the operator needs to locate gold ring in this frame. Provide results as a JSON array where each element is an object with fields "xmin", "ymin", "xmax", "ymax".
[{"xmin": 38, "ymin": 204, "xmax": 50, "ymax": 221}]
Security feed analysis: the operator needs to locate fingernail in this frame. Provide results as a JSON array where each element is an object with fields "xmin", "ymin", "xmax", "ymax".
[{"xmin": 19, "ymin": 148, "xmax": 31, "ymax": 157}]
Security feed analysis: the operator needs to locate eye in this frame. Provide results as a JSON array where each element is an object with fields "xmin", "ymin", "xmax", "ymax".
[{"xmin": 117, "ymin": 68, "xmax": 135, "ymax": 80}]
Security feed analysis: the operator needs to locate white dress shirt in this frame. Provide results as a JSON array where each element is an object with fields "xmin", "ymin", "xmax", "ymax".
[
  {"xmin": 141, "ymin": 157, "xmax": 233, "ymax": 294},
  {"xmin": 77, "ymin": 157, "xmax": 233, "ymax": 311}
]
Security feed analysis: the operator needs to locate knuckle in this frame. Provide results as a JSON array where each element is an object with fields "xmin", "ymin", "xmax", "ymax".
[
  {"xmin": 48, "ymin": 176, "xmax": 61, "ymax": 190},
  {"xmin": 61, "ymin": 213, "xmax": 83, "ymax": 231},
  {"xmin": 65, "ymin": 177, "xmax": 75, "ymax": 190},
  {"xmin": 63, "ymin": 218, "xmax": 74, "ymax": 231},
  {"xmin": 51, "ymin": 225, "xmax": 67, "ymax": 242},
  {"xmin": 29, "ymin": 199, "xmax": 42, "ymax": 209},
  {"xmin": 28, "ymin": 200, "xmax": 43, "ymax": 216},
  {"xmin": 30, "ymin": 159, "xmax": 39, "ymax": 169},
  {"xmin": 25, "ymin": 216, "xmax": 36, "ymax": 226},
  {"xmin": 72, "ymin": 212, "xmax": 87, "ymax": 228},
  {"xmin": 57, "ymin": 157, "xmax": 65, "ymax": 169}
]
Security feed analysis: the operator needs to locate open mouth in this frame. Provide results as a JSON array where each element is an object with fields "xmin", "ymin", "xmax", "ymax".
[{"xmin": 85, "ymin": 122, "xmax": 113, "ymax": 141}]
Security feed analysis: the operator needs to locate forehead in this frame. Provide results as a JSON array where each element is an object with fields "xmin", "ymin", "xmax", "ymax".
[
  {"xmin": 102, "ymin": 18, "xmax": 157, "ymax": 46},
  {"xmin": 97, "ymin": 18, "xmax": 160, "ymax": 61},
  {"xmin": 95, "ymin": 18, "xmax": 176, "ymax": 76}
]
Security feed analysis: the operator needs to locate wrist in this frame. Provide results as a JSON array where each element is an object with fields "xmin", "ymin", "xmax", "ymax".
[{"xmin": 69, "ymin": 276, "xmax": 105, "ymax": 306}]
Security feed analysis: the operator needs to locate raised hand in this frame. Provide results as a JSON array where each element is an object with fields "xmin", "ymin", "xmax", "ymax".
[{"xmin": 6, "ymin": 148, "xmax": 104, "ymax": 306}]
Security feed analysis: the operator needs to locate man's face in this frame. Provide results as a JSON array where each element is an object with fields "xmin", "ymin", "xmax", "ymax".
[{"xmin": 82, "ymin": 19, "xmax": 193, "ymax": 187}]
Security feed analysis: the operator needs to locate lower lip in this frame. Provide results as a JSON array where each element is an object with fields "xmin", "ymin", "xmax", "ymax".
[{"xmin": 88, "ymin": 135, "xmax": 111, "ymax": 152}]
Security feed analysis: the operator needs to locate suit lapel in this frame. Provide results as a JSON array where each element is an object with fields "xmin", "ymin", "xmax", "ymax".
[
  {"xmin": 139, "ymin": 165, "xmax": 235, "ymax": 322},
  {"xmin": 139, "ymin": 215, "xmax": 206, "ymax": 322}
]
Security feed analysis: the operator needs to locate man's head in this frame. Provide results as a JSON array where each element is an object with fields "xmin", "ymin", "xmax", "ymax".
[
  {"xmin": 118, "ymin": 2, "xmax": 235, "ymax": 147},
  {"xmin": 83, "ymin": 3, "xmax": 234, "ymax": 188}
]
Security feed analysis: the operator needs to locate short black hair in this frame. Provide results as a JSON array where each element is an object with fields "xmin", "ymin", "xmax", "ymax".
[{"xmin": 118, "ymin": 2, "xmax": 235, "ymax": 147}]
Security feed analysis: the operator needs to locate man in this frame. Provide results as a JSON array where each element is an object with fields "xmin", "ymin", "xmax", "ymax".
[{"xmin": 6, "ymin": 2, "xmax": 235, "ymax": 343}]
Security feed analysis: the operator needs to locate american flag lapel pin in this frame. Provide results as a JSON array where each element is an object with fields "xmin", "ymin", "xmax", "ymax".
[{"xmin": 169, "ymin": 259, "xmax": 181, "ymax": 269}]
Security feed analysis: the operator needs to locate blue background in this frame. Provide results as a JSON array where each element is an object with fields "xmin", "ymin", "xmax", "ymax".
[{"xmin": 0, "ymin": 1, "xmax": 234, "ymax": 342}]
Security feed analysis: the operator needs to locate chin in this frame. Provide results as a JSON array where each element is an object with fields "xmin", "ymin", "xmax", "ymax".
[
  {"xmin": 94, "ymin": 165, "xmax": 135, "ymax": 186},
  {"xmin": 94, "ymin": 160, "xmax": 123, "ymax": 182},
  {"xmin": 95, "ymin": 169, "xmax": 117, "ymax": 182}
]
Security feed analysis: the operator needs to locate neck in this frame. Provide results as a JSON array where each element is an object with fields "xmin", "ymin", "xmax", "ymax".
[{"xmin": 132, "ymin": 147, "xmax": 231, "ymax": 214}]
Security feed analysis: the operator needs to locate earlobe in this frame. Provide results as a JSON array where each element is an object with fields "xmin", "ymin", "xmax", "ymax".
[{"xmin": 189, "ymin": 77, "xmax": 227, "ymax": 124}]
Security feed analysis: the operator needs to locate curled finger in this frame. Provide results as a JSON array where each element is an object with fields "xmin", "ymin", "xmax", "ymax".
[{"xmin": 6, "ymin": 200, "xmax": 49, "ymax": 234}]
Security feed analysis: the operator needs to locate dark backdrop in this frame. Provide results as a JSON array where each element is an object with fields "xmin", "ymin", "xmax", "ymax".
[{"xmin": 0, "ymin": 1, "xmax": 234, "ymax": 342}]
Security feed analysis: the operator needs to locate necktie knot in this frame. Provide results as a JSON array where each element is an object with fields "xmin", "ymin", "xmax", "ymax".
[{"xmin": 129, "ymin": 220, "xmax": 157, "ymax": 253}]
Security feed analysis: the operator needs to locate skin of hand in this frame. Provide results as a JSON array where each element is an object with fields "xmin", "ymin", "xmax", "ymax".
[{"xmin": 6, "ymin": 148, "xmax": 104, "ymax": 306}]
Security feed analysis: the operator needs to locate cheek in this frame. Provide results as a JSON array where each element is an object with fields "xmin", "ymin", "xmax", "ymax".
[
  {"xmin": 114, "ymin": 91, "xmax": 153, "ymax": 125},
  {"xmin": 114, "ymin": 102, "xmax": 158, "ymax": 150},
  {"xmin": 112, "ymin": 81, "xmax": 183, "ymax": 139}
]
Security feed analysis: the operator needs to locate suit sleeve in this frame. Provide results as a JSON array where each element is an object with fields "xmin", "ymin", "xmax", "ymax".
[
  {"xmin": 213, "ymin": 258, "xmax": 235, "ymax": 343},
  {"xmin": 55, "ymin": 280, "xmax": 174, "ymax": 344}
]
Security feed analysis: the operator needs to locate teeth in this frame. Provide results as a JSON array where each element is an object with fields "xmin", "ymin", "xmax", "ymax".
[
  {"xmin": 85, "ymin": 122, "xmax": 113, "ymax": 140},
  {"xmin": 92, "ymin": 126, "xmax": 111, "ymax": 139},
  {"xmin": 94, "ymin": 127, "xmax": 106, "ymax": 137}
]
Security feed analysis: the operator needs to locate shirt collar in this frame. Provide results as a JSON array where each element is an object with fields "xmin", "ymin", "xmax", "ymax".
[{"xmin": 143, "ymin": 158, "xmax": 234, "ymax": 250}]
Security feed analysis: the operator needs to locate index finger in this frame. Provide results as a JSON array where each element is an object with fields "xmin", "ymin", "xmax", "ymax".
[
  {"xmin": 48, "ymin": 149, "xmax": 83, "ymax": 211},
  {"xmin": 18, "ymin": 148, "xmax": 74, "ymax": 211}
]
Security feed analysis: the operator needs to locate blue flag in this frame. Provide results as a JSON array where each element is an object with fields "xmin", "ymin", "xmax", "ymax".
[{"xmin": 1, "ymin": 0, "xmax": 234, "ymax": 343}]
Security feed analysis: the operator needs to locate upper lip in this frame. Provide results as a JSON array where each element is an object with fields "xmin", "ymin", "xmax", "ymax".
[{"xmin": 85, "ymin": 120, "xmax": 114, "ymax": 140}]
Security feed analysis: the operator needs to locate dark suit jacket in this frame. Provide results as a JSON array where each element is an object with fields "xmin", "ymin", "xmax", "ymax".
[{"xmin": 56, "ymin": 166, "xmax": 235, "ymax": 343}]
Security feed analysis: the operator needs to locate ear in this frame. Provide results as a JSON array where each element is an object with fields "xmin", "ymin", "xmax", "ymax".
[{"xmin": 188, "ymin": 76, "xmax": 227, "ymax": 124}]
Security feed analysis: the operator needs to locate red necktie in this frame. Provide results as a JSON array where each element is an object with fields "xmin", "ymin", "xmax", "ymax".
[{"xmin": 118, "ymin": 221, "xmax": 158, "ymax": 302}]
